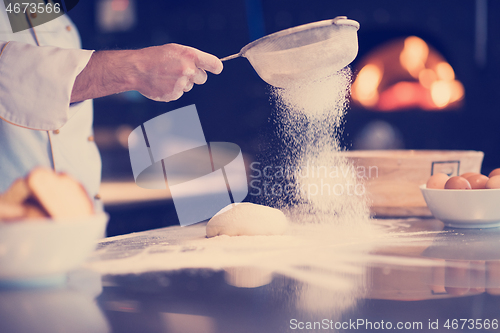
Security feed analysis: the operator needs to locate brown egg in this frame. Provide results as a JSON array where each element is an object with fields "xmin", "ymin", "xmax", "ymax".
[
  {"xmin": 426, "ymin": 173, "xmax": 450, "ymax": 189},
  {"xmin": 488, "ymin": 168, "xmax": 500, "ymax": 178},
  {"xmin": 461, "ymin": 172, "xmax": 480, "ymax": 179},
  {"xmin": 485, "ymin": 175, "xmax": 500, "ymax": 189},
  {"xmin": 467, "ymin": 174, "xmax": 489, "ymax": 189},
  {"xmin": 444, "ymin": 176, "xmax": 471, "ymax": 189}
]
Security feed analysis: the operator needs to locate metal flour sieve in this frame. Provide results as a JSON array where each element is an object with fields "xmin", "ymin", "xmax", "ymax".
[{"xmin": 220, "ymin": 16, "xmax": 360, "ymax": 88}]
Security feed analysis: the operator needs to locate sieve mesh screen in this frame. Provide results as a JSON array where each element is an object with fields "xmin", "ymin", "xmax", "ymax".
[{"xmin": 234, "ymin": 18, "xmax": 359, "ymax": 88}]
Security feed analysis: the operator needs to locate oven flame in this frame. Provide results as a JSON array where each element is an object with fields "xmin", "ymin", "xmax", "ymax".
[{"xmin": 352, "ymin": 36, "xmax": 464, "ymax": 111}]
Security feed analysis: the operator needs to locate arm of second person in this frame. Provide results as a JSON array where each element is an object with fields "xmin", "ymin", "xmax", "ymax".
[{"xmin": 70, "ymin": 43, "xmax": 223, "ymax": 104}]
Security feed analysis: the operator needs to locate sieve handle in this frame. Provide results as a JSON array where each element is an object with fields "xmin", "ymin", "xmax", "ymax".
[{"xmin": 220, "ymin": 53, "xmax": 241, "ymax": 62}]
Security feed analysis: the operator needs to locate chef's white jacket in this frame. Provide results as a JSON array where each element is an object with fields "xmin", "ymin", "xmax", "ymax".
[{"xmin": 0, "ymin": 0, "xmax": 101, "ymax": 201}]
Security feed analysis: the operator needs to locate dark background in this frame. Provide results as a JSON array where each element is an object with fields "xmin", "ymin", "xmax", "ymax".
[{"xmin": 66, "ymin": 0, "xmax": 500, "ymax": 236}]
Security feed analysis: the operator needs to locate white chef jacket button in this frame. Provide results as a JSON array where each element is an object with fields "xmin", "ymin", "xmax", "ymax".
[
  {"xmin": 88, "ymin": 135, "xmax": 94, "ymax": 142},
  {"xmin": 94, "ymin": 194, "xmax": 101, "ymax": 200},
  {"xmin": 53, "ymin": 129, "xmax": 60, "ymax": 134},
  {"xmin": 30, "ymin": 13, "xmax": 37, "ymax": 19},
  {"xmin": 66, "ymin": 25, "xmax": 71, "ymax": 31}
]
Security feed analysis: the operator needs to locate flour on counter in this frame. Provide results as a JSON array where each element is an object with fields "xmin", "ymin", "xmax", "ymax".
[
  {"xmin": 85, "ymin": 222, "xmax": 378, "ymax": 288},
  {"xmin": 84, "ymin": 219, "xmax": 446, "ymax": 315}
]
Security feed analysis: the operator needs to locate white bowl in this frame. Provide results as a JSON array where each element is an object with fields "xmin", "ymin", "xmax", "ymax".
[
  {"xmin": 342, "ymin": 150, "xmax": 484, "ymax": 217},
  {"xmin": 0, "ymin": 213, "xmax": 108, "ymax": 281},
  {"xmin": 420, "ymin": 185, "xmax": 500, "ymax": 228}
]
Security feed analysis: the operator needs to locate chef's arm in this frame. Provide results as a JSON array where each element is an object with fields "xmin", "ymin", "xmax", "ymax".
[
  {"xmin": 0, "ymin": 40, "xmax": 93, "ymax": 130},
  {"xmin": 70, "ymin": 43, "xmax": 223, "ymax": 104}
]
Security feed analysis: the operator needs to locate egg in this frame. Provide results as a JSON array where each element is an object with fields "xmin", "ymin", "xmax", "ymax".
[
  {"xmin": 461, "ymin": 172, "xmax": 480, "ymax": 179},
  {"xmin": 444, "ymin": 176, "xmax": 471, "ymax": 190},
  {"xmin": 426, "ymin": 173, "xmax": 450, "ymax": 189},
  {"xmin": 466, "ymin": 174, "xmax": 489, "ymax": 189},
  {"xmin": 485, "ymin": 175, "xmax": 500, "ymax": 189},
  {"xmin": 488, "ymin": 168, "xmax": 500, "ymax": 178}
]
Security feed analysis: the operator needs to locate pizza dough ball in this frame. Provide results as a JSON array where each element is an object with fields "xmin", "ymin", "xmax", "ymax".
[{"xmin": 206, "ymin": 203, "xmax": 288, "ymax": 238}]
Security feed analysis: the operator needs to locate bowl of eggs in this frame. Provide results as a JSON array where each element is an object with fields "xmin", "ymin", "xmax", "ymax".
[
  {"xmin": 420, "ymin": 169, "xmax": 500, "ymax": 228},
  {"xmin": 341, "ymin": 150, "xmax": 484, "ymax": 217}
]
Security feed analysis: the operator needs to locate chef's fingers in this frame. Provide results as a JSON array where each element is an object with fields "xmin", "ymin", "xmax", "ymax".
[
  {"xmin": 167, "ymin": 76, "xmax": 188, "ymax": 100},
  {"xmin": 183, "ymin": 81, "xmax": 194, "ymax": 92},
  {"xmin": 194, "ymin": 49, "xmax": 223, "ymax": 75},
  {"xmin": 193, "ymin": 68, "xmax": 208, "ymax": 85}
]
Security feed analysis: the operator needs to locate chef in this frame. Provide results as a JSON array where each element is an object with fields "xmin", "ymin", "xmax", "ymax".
[{"xmin": 0, "ymin": 0, "xmax": 223, "ymax": 205}]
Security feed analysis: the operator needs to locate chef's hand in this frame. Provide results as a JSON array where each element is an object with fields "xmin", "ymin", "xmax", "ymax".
[
  {"xmin": 71, "ymin": 44, "xmax": 223, "ymax": 104},
  {"xmin": 133, "ymin": 44, "xmax": 223, "ymax": 102}
]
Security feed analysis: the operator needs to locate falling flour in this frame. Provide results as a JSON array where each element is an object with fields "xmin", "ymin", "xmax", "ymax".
[{"xmin": 268, "ymin": 68, "xmax": 370, "ymax": 226}]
